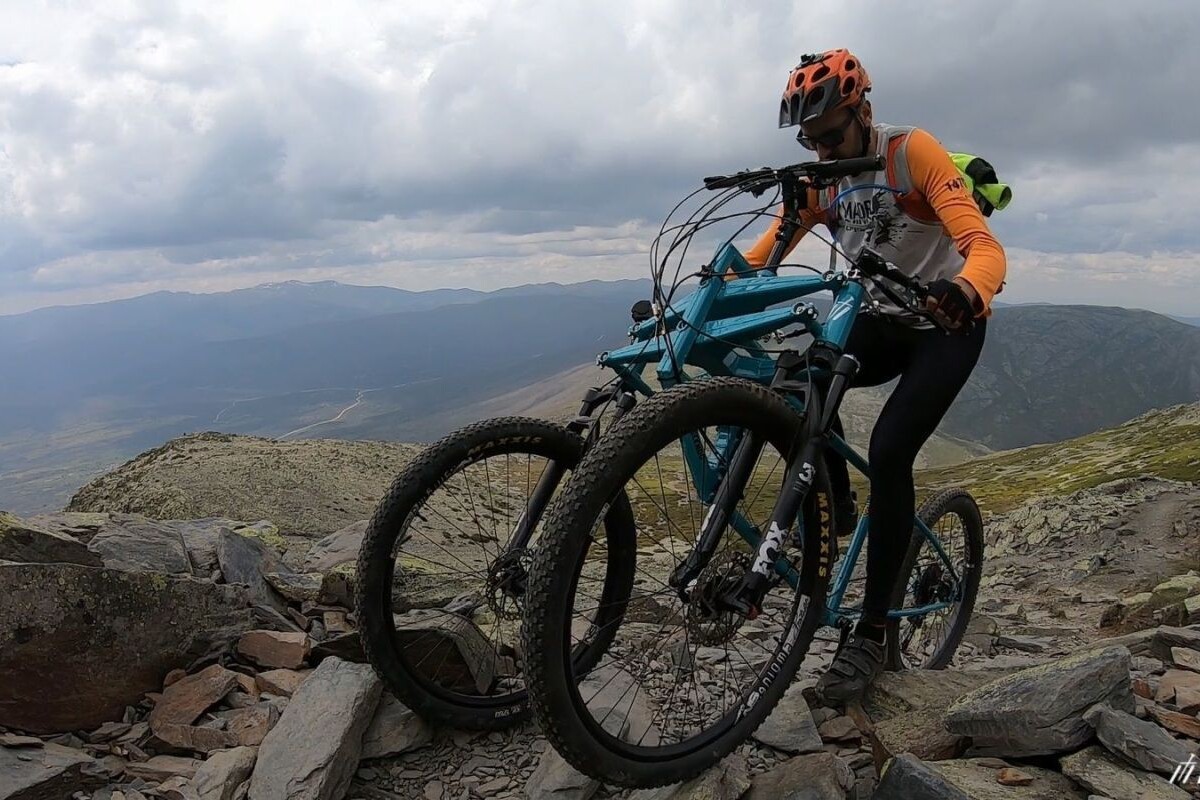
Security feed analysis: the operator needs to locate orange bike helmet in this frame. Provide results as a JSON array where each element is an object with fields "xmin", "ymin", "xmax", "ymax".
[{"xmin": 778, "ymin": 49, "xmax": 871, "ymax": 127}]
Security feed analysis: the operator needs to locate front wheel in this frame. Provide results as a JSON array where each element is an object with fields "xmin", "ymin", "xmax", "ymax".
[
  {"xmin": 355, "ymin": 417, "xmax": 637, "ymax": 730},
  {"xmin": 885, "ymin": 487, "xmax": 984, "ymax": 670},
  {"xmin": 522, "ymin": 378, "xmax": 835, "ymax": 788}
]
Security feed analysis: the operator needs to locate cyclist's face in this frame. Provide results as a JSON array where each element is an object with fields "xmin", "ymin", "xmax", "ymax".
[{"xmin": 801, "ymin": 108, "xmax": 862, "ymax": 160}]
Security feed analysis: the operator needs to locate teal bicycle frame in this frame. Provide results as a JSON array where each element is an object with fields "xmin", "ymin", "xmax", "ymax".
[{"xmin": 594, "ymin": 240, "xmax": 961, "ymax": 627}]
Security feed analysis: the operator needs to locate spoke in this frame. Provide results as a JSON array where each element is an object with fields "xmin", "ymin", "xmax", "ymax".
[
  {"xmin": 413, "ymin": 503, "xmax": 498, "ymax": 574},
  {"xmin": 743, "ymin": 448, "xmax": 784, "ymax": 526},
  {"xmin": 394, "ymin": 542, "xmax": 488, "ymax": 581},
  {"xmin": 481, "ymin": 456, "xmax": 503, "ymax": 549},
  {"xmin": 456, "ymin": 464, "xmax": 500, "ymax": 563},
  {"xmin": 629, "ymin": 473, "xmax": 698, "ymax": 549},
  {"xmin": 654, "ymin": 451, "xmax": 684, "ymax": 570}
]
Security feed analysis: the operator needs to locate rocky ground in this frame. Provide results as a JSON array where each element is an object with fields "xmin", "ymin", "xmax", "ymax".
[
  {"xmin": 4, "ymin": 444, "xmax": 1200, "ymax": 797},
  {"xmin": 64, "ymin": 432, "xmax": 423, "ymax": 539}
]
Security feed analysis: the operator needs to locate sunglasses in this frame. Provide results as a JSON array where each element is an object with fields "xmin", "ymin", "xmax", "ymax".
[{"xmin": 796, "ymin": 112, "xmax": 857, "ymax": 151}]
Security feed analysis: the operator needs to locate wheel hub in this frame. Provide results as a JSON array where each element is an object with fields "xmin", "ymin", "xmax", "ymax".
[
  {"xmin": 485, "ymin": 549, "xmax": 530, "ymax": 620},
  {"xmin": 686, "ymin": 550, "xmax": 751, "ymax": 646}
]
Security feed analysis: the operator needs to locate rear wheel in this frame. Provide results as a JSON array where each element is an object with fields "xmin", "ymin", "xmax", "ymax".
[
  {"xmin": 356, "ymin": 417, "xmax": 636, "ymax": 729},
  {"xmin": 885, "ymin": 488, "xmax": 984, "ymax": 670},
  {"xmin": 523, "ymin": 378, "xmax": 835, "ymax": 788}
]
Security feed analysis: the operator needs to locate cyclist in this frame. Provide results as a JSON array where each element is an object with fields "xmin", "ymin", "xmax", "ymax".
[{"xmin": 739, "ymin": 49, "xmax": 1006, "ymax": 702}]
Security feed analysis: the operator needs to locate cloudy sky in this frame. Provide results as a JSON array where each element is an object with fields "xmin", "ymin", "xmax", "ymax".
[{"xmin": 1, "ymin": 0, "xmax": 1198, "ymax": 316}]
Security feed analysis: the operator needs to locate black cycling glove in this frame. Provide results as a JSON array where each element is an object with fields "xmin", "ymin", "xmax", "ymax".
[{"xmin": 925, "ymin": 279, "xmax": 975, "ymax": 331}]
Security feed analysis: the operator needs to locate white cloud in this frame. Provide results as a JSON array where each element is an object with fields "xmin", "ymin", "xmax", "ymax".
[{"xmin": 0, "ymin": 0, "xmax": 1198, "ymax": 316}]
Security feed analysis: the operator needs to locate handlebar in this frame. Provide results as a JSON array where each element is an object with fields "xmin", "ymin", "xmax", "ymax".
[
  {"xmin": 699, "ymin": 160, "xmax": 970, "ymax": 334},
  {"xmin": 703, "ymin": 155, "xmax": 885, "ymax": 194}
]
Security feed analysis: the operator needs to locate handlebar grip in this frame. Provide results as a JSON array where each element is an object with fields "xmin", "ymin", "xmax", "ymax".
[
  {"xmin": 804, "ymin": 155, "xmax": 885, "ymax": 181},
  {"xmin": 703, "ymin": 174, "xmax": 740, "ymax": 190},
  {"xmin": 703, "ymin": 168, "xmax": 774, "ymax": 191}
]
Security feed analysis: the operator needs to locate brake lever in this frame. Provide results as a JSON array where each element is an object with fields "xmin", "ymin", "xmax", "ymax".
[{"xmin": 865, "ymin": 274, "xmax": 960, "ymax": 334}]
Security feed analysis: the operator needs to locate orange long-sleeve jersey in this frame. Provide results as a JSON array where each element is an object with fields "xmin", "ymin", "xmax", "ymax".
[{"xmin": 741, "ymin": 128, "xmax": 1006, "ymax": 314}]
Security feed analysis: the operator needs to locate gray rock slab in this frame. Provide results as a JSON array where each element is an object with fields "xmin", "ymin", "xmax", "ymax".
[
  {"xmin": 873, "ymin": 754, "xmax": 970, "ymax": 800},
  {"xmin": 246, "ymin": 657, "xmax": 381, "ymax": 800},
  {"xmin": 190, "ymin": 746, "xmax": 257, "ymax": 800},
  {"xmin": 0, "ymin": 511, "xmax": 103, "ymax": 567},
  {"xmin": 359, "ymin": 695, "xmax": 433, "ymax": 760},
  {"xmin": 751, "ymin": 682, "xmax": 824, "ymax": 755},
  {"xmin": 86, "ymin": 514, "xmax": 193, "ymax": 575},
  {"xmin": 944, "ymin": 646, "xmax": 1133, "ymax": 756},
  {"xmin": 1060, "ymin": 745, "xmax": 1191, "ymax": 800},
  {"xmin": 0, "ymin": 741, "xmax": 101, "ymax": 800},
  {"xmin": 301, "ymin": 521, "xmax": 366, "ymax": 573},
  {"xmin": 628, "ymin": 754, "xmax": 750, "ymax": 800},
  {"xmin": 745, "ymin": 751, "xmax": 854, "ymax": 799},
  {"xmin": 1083, "ymin": 703, "xmax": 1195, "ymax": 776}
]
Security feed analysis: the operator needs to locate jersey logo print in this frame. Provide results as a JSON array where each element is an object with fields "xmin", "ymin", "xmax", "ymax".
[{"xmin": 835, "ymin": 191, "xmax": 883, "ymax": 233}]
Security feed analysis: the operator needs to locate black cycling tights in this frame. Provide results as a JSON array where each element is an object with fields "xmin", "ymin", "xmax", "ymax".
[{"xmin": 822, "ymin": 313, "xmax": 986, "ymax": 625}]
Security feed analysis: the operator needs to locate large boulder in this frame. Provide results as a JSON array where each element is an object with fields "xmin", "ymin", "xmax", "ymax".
[
  {"xmin": 246, "ymin": 657, "xmax": 381, "ymax": 800},
  {"xmin": 1150, "ymin": 626, "xmax": 1200, "ymax": 661},
  {"xmin": 86, "ymin": 514, "xmax": 194, "ymax": 575},
  {"xmin": 392, "ymin": 609, "xmax": 500, "ymax": 694},
  {"xmin": 943, "ymin": 646, "xmax": 1133, "ymax": 756},
  {"xmin": 172, "ymin": 517, "xmax": 246, "ymax": 575},
  {"xmin": 0, "ymin": 511, "xmax": 102, "ymax": 566},
  {"xmin": 863, "ymin": 668, "xmax": 1014, "ymax": 762},
  {"xmin": 0, "ymin": 562, "xmax": 255, "ymax": 733}
]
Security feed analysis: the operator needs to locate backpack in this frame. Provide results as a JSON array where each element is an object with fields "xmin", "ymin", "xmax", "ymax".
[{"xmin": 950, "ymin": 153, "xmax": 1011, "ymax": 217}]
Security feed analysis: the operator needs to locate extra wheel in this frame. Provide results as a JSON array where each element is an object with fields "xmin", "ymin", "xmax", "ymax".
[
  {"xmin": 522, "ymin": 378, "xmax": 835, "ymax": 788},
  {"xmin": 885, "ymin": 487, "xmax": 984, "ymax": 670},
  {"xmin": 355, "ymin": 417, "xmax": 636, "ymax": 730}
]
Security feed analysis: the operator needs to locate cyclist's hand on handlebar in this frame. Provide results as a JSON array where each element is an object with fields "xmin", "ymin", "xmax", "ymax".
[{"xmin": 924, "ymin": 278, "xmax": 976, "ymax": 332}]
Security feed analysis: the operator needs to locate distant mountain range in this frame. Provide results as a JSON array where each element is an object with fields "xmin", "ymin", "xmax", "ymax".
[
  {"xmin": 0, "ymin": 279, "xmax": 1196, "ymax": 513},
  {"xmin": 0, "ymin": 279, "xmax": 650, "ymax": 512}
]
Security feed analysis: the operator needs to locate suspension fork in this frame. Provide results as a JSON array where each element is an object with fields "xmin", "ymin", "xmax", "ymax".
[
  {"xmin": 722, "ymin": 352, "xmax": 860, "ymax": 616},
  {"xmin": 500, "ymin": 382, "xmax": 637, "ymax": 558},
  {"xmin": 667, "ymin": 429, "xmax": 766, "ymax": 597}
]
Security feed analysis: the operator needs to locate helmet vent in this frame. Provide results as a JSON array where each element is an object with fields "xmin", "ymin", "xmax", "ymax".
[
  {"xmin": 843, "ymin": 77, "xmax": 857, "ymax": 95},
  {"xmin": 845, "ymin": 59, "xmax": 856, "ymax": 70},
  {"xmin": 811, "ymin": 65, "xmax": 830, "ymax": 81}
]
